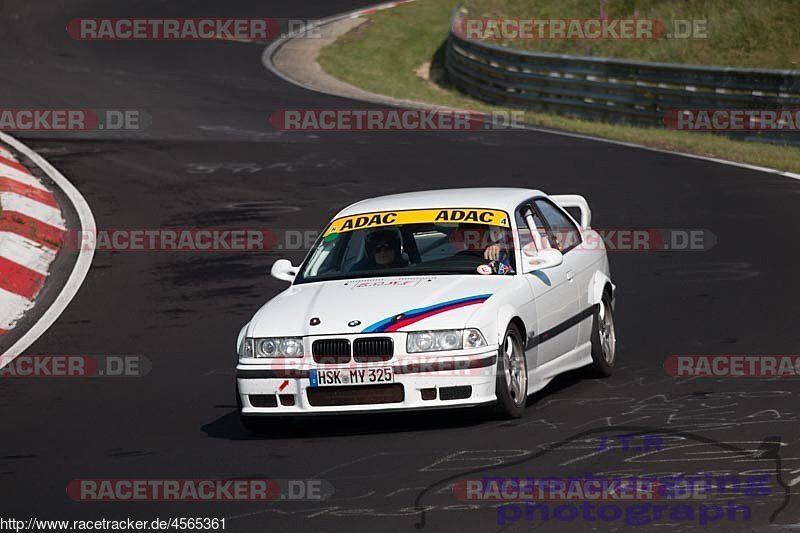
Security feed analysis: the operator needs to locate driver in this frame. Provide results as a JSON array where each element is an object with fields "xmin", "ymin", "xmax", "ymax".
[
  {"xmin": 450, "ymin": 224, "xmax": 510, "ymax": 260},
  {"xmin": 350, "ymin": 228, "xmax": 408, "ymax": 271},
  {"xmin": 450, "ymin": 224, "xmax": 514, "ymax": 274}
]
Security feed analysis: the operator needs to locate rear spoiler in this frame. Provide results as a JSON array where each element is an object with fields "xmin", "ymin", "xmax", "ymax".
[{"xmin": 551, "ymin": 195, "xmax": 591, "ymax": 230}]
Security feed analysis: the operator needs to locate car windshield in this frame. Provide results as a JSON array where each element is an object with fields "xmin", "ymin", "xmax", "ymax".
[{"xmin": 295, "ymin": 209, "xmax": 515, "ymax": 284}]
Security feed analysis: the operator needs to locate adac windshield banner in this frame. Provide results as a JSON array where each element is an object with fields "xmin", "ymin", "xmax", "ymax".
[{"xmin": 323, "ymin": 208, "xmax": 511, "ymax": 236}]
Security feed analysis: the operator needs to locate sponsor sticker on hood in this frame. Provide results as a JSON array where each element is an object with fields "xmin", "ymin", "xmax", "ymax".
[{"xmin": 350, "ymin": 278, "xmax": 424, "ymax": 289}]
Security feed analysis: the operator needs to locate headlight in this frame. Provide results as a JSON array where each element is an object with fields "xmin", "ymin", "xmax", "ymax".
[
  {"xmin": 239, "ymin": 337, "xmax": 304, "ymax": 359},
  {"xmin": 281, "ymin": 338, "xmax": 303, "ymax": 357},
  {"xmin": 258, "ymin": 338, "xmax": 280, "ymax": 356},
  {"xmin": 407, "ymin": 329, "xmax": 487, "ymax": 353}
]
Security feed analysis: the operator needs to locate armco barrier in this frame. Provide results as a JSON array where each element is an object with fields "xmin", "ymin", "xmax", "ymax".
[{"xmin": 445, "ymin": 9, "xmax": 800, "ymax": 144}]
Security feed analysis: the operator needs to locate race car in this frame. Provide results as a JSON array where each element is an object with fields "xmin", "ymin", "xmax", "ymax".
[{"xmin": 236, "ymin": 188, "xmax": 615, "ymax": 428}]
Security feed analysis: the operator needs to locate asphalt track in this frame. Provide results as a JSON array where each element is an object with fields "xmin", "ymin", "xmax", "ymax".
[{"xmin": 1, "ymin": 1, "xmax": 799, "ymax": 531}]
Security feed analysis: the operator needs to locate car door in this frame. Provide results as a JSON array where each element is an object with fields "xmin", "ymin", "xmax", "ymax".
[
  {"xmin": 533, "ymin": 198, "xmax": 595, "ymax": 353},
  {"xmin": 516, "ymin": 200, "xmax": 580, "ymax": 367}
]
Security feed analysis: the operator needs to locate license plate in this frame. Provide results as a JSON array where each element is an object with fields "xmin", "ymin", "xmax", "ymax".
[{"xmin": 309, "ymin": 367, "xmax": 393, "ymax": 387}]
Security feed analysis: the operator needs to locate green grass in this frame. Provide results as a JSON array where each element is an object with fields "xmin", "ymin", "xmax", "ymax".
[
  {"xmin": 463, "ymin": 0, "xmax": 800, "ymax": 69},
  {"xmin": 318, "ymin": 0, "xmax": 800, "ymax": 174}
]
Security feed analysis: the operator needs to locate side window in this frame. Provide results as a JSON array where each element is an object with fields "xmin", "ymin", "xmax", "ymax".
[
  {"xmin": 515, "ymin": 201, "xmax": 551, "ymax": 250},
  {"xmin": 534, "ymin": 199, "xmax": 582, "ymax": 253}
]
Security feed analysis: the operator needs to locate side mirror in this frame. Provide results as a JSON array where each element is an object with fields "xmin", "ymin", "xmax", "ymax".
[
  {"xmin": 521, "ymin": 246, "xmax": 563, "ymax": 273},
  {"xmin": 271, "ymin": 259, "xmax": 298, "ymax": 282}
]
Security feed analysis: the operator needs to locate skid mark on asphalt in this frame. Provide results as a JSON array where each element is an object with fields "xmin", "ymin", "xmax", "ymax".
[
  {"xmin": 106, "ymin": 448, "xmax": 153, "ymax": 458},
  {"xmin": 166, "ymin": 200, "xmax": 302, "ymax": 226},
  {"xmin": 412, "ymin": 431, "xmax": 796, "ymax": 528},
  {"xmin": 654, "ymin": 262, "xmax": 759, "ymax": 281},
  {"xmin": 421, "ymin": 450, "xmax": 530, "ymax": 472},
  {"xmin": 196, "ymin": 125, "xmax": 287, "ymax": 142},
  {"xmin": 211, "ymin": 376, "xmax": 800, "ymax": 523},
  {"xmin": 503, "ymin": 418, "xmax": 560, "ymax": 430},
  {"xmin": 186, "ymin": 162, "xmax": 265, "ymax": 174}
]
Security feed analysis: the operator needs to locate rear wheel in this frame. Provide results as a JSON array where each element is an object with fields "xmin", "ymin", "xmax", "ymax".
[
  {"xmin": 493, "ymin": 324, "xmax": 528, "ymax": 418},
  {"xmin": 588, "ymin": 294, "xmax": 616, "ymax": 377}
]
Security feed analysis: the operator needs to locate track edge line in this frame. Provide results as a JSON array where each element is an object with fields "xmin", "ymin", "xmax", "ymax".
[{"xmin": 0, "ymin": 132, "xmax": 96, "ymax": 361}]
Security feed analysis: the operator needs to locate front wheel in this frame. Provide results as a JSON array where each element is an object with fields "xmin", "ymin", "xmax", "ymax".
[
  {"xmin": 493, "ymin": 324, "xmax": 528, "ymax": 418},
  {"xmin": 588, "ymin": 294, "xmax": 616, "ymax": 377}
]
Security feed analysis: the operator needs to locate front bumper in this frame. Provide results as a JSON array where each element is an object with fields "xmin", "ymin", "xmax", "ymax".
[{"xmin": 236, "ymin": 348, "xmax": 499, "ymax": 415}]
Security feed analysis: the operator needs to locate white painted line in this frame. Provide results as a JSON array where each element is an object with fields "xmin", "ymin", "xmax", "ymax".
[
  {"xmin": 0, "ymin": 161, "xmax": 49, "ymax": 191},
  {"xmin": 263, "ymin": 0, "xmax": 418, "ymax": 88},
  {"xmin": 0, "ymin": 132, "xmax": 96, "ymax": 360},
  {"xmin": 0, "ymin": 191, "xmax": 66, "ymax": 229},
  {"xmin": 0, "ymin": 231, "xmax": 58, "ymax": 275},
  {"xmin": 263, "ymin": 1, "xmax": 800, "ymax": 183},
  {"xmin": 503, "ymin": 124, "xmax": 800, "ymax": 182},
  {"xmin": 0, "ymin": 288, "xmax": 33, "ymax": 331}
]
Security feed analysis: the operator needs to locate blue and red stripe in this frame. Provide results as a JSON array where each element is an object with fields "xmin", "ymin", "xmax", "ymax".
[{"xmin": 362, "ymin": 294, "xmax": 492, "ymax": 333}]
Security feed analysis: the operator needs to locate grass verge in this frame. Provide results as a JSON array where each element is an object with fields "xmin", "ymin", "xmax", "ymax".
[
  {"xmin": 318, "ymin": 0, "xmax": 800, "ymax": 174},
  {"xmin": 463, "ymin": 0, "xmax": 800, "ymax": 69}
]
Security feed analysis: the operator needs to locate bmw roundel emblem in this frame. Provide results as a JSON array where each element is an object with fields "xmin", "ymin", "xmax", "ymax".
[{"xmin": 348, "ymin": 320, "xmax": 361, "ymax": 327}]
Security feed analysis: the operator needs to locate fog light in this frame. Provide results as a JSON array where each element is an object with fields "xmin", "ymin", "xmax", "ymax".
[
  {"xmin": 279, "ymin": 394, "xmax": 295, "ymax": 406},
  {"xmin": 421, "ymin": 388, "xmax": 437, "ymax": 400}
]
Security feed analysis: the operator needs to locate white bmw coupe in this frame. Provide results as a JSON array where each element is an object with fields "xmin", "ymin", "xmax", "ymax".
[{"xmin": 236, "ymin": 188, "xmax": 615, "ymax": 427}]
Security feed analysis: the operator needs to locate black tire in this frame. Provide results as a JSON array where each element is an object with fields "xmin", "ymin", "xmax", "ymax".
[
  {"xmin": 588, "ymin": 294, "xmax": 616, "ymax": 377},
  {"xmin": 493, "ymin": 324, "xmax": 528, "ymax": 419}
]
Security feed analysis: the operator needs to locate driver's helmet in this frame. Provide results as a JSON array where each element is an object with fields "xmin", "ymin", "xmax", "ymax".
[{"xmin": 364, "ymin": 228, "xmax": 402, "ymax": 256}]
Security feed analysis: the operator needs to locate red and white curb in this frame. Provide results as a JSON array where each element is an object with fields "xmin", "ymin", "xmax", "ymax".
[
  {"xmin": 0, "ymin": 132, "xmax": 95, "ymax": 361},
  {"xmin": 0, "ymin": 145, "xmax": 65, "ymax": 336}
]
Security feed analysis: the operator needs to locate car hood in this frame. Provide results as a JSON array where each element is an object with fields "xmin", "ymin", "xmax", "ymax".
[{"xmin": 248, "ymin": 275, "xmax": 511, "ymax": 337}]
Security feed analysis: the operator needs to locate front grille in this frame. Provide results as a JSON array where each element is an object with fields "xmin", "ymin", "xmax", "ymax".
[
  {"xmin": 306, "ymin": 384, "xmax": 404, "ymax": 406},
  {"xmin": 353, "ymin": 337, "xmax": 394, "ymax": 362},
  {"xmin": 439, "ymin": 386, "xmax": 472, "ymax": 401},
  {"xmin": 312, "ymin": 339, "xmax": 351, "ymax": 364}
]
